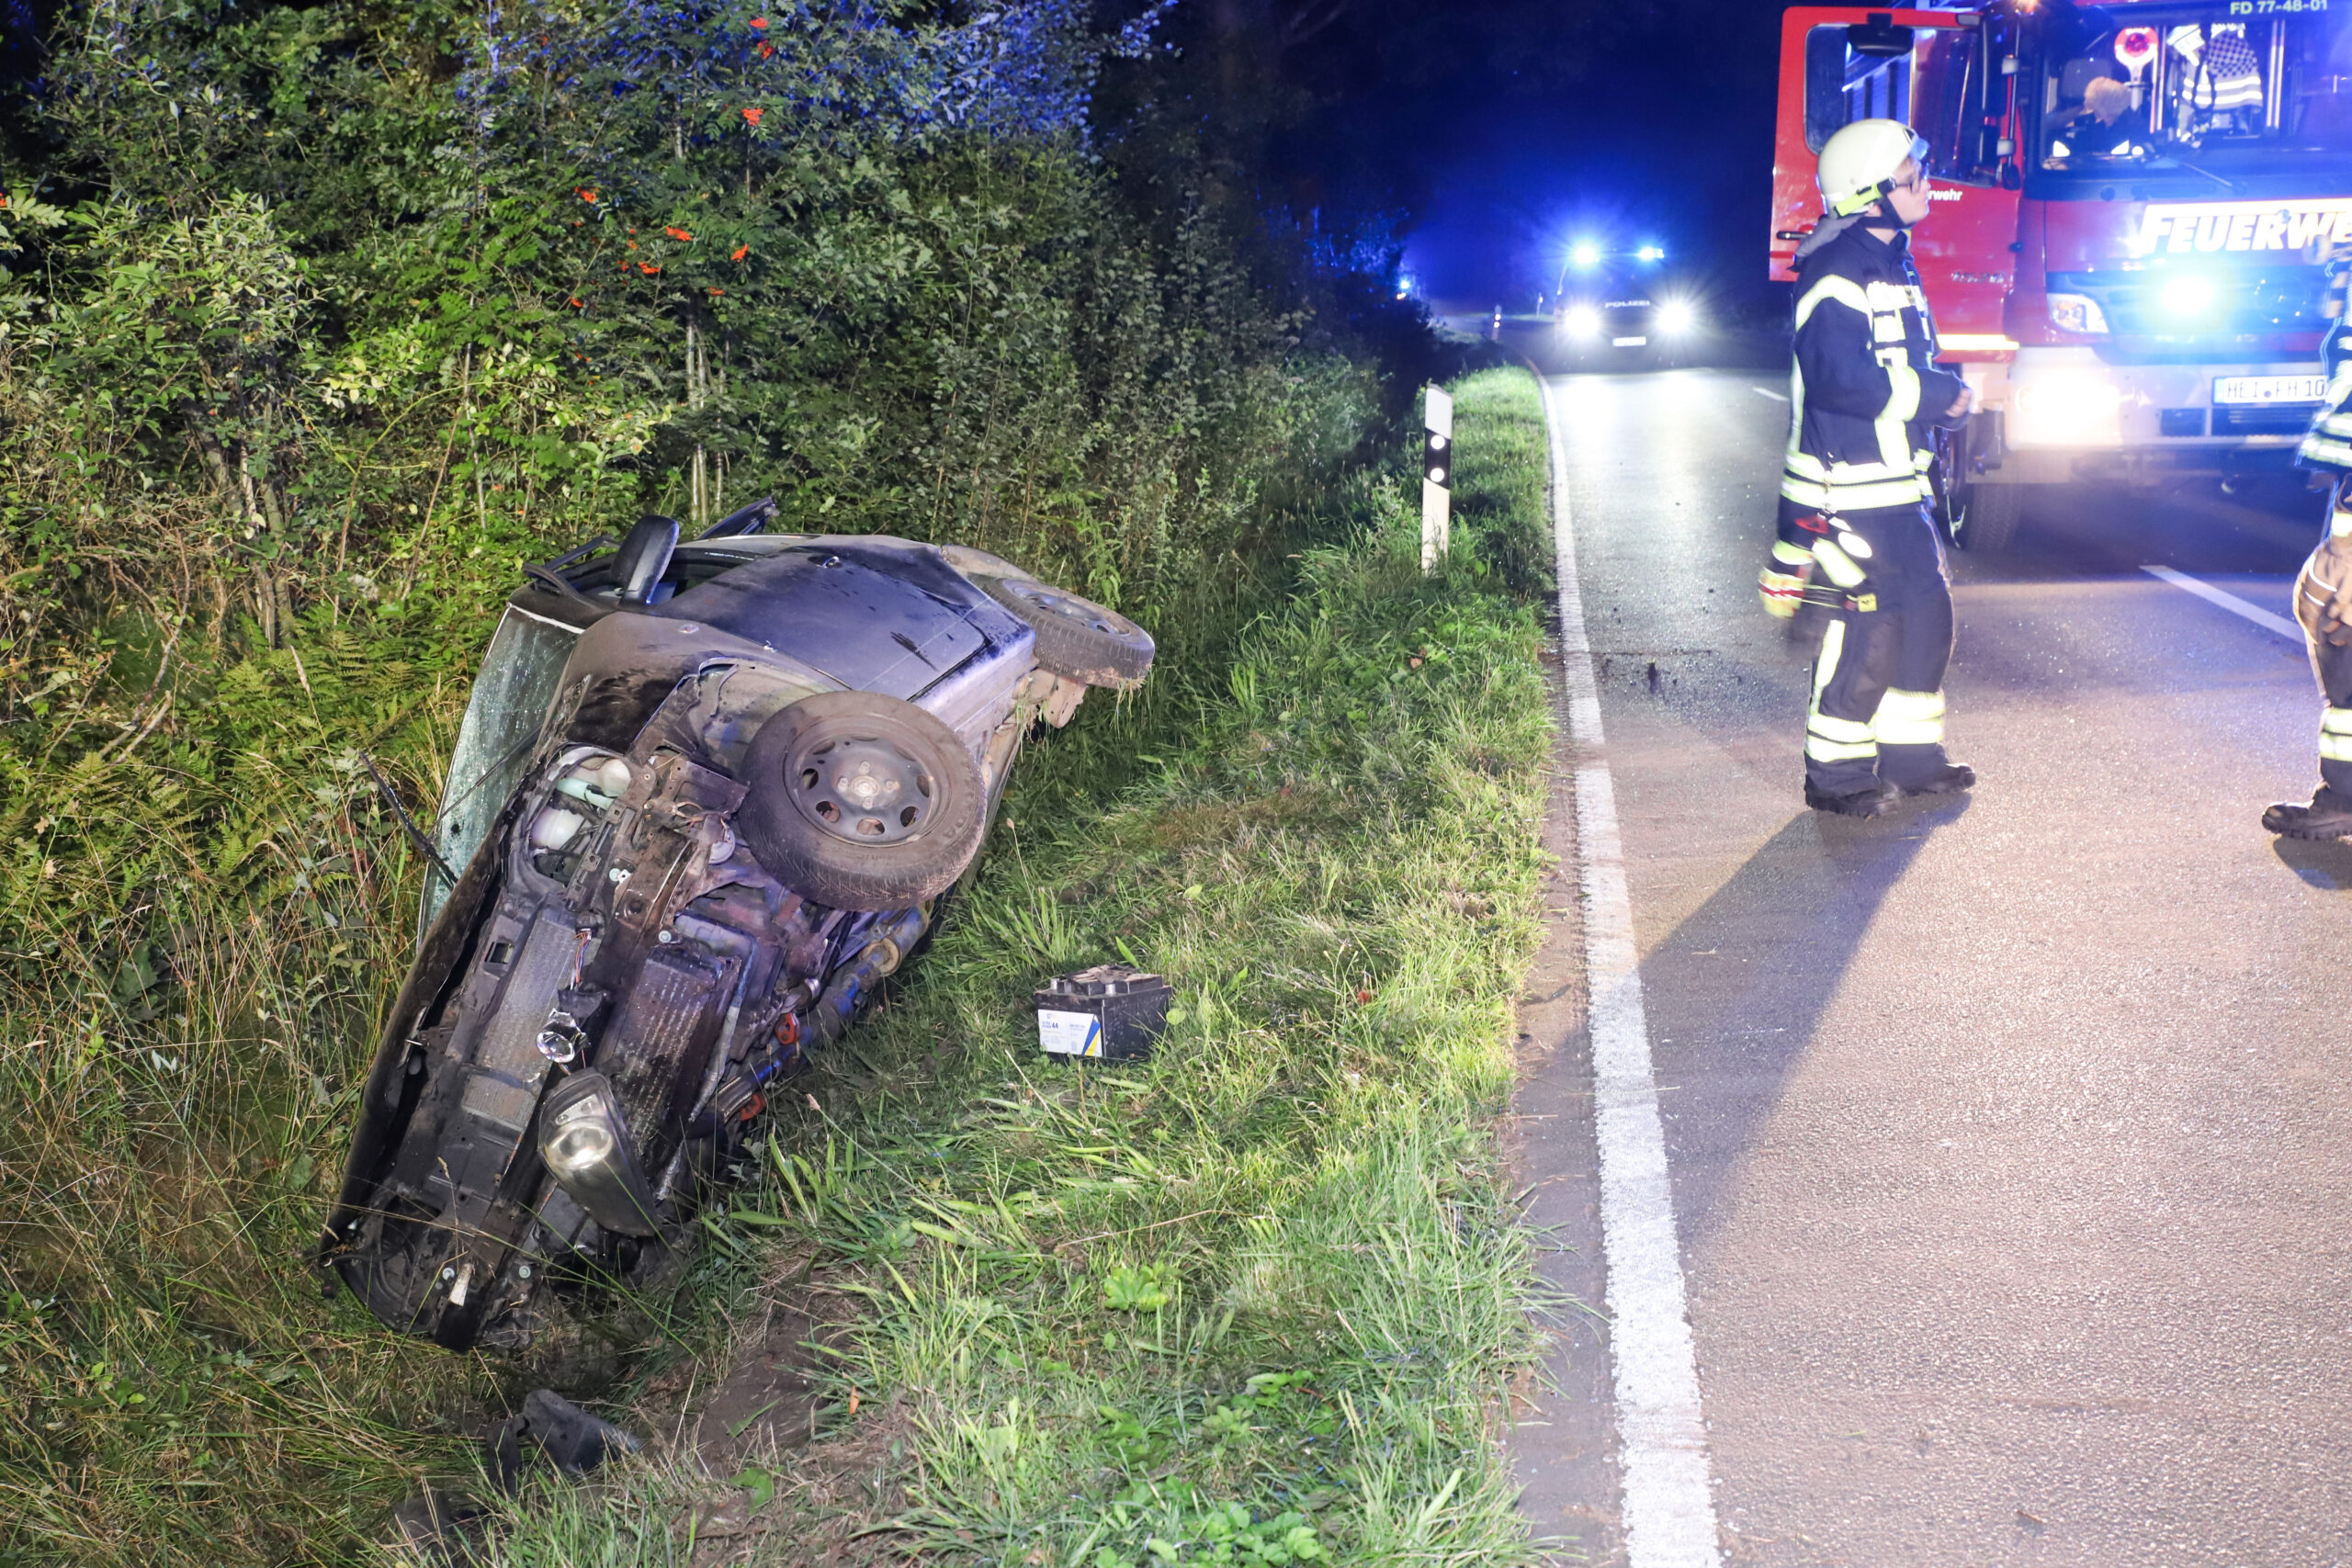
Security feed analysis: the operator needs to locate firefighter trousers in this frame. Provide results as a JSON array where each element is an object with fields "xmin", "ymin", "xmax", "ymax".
[
  {"xmin": 2295, "ymin": 525, "xmax": 2352, "ymax": 798},
  {"xmin": 1803, "ymin": 501, "xmax": 1956, "ymax": 795}
]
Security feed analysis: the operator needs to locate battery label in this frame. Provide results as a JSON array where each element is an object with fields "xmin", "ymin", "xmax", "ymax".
[{"xmin": 1037, "ymin": 1009, "xmax": 1103, "ymax": 1057}]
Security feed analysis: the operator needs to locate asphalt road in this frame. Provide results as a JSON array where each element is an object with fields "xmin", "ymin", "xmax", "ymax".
[{"xmin": 1508, "ymin": 353, "xmax": 2352, "ymax": 1567}]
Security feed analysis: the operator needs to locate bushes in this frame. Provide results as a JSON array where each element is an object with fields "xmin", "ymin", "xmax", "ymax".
[{"xmin": 0, "ymin": 1, "xmax": 1465, "ymax": 1560}]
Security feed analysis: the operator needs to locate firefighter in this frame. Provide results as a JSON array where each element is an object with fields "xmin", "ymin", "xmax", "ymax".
[
  {"xmin": 1758, "ymin": 118, "xmax": 1977, "ymax": 818},
  {"xmin": 2264, "ymin": 240, "xmax": 2352, "ymax": 838}
]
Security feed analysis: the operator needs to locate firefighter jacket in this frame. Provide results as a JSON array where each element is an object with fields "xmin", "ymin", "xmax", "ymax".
[
  {"xmin": 2298, "ymin": 239, "xmax": 2352, "ymax": 475},
  {"xmin": 1780, "ymin": 220, "xmax": 1970, "ymax": 518}
]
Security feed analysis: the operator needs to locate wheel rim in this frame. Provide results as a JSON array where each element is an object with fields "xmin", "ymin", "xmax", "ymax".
[
  {"xmin": 1011, "ymin": 581, "xmax": 1136, "ymax": 640},
  {"xmin": 784, "ymin": 730, "xmax": 939, "ymax": 845}
]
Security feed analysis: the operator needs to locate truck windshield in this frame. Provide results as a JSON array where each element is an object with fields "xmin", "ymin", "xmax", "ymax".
[{"xmin": 2035, "ymin": 6, "xmax": 2352, "ymax": 188}]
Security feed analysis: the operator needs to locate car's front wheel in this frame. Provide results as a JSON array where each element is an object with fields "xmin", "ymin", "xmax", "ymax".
[
  {"xmin": 974, "ymin": 575, "xmax": 1156, "ymax": 690},
  {"xmin": 738, "ymin": 692, "xmax": 988, "ymax": 910}
]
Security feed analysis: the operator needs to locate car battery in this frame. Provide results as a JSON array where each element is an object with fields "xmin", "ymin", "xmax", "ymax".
[{"xmin": 1034, "ymin": 964, "xmax": 1170, "ymax": 1062}]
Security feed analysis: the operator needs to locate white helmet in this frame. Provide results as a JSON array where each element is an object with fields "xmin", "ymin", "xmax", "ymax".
[{"xmin": 1816, "ymin": 119, "xmax": 1931, "ymax": 218}]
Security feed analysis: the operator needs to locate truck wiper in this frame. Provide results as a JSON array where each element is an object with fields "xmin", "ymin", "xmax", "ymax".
[{"xmin": 2152, "ymin": 153, "xmax": 2240, "ymax": 193}]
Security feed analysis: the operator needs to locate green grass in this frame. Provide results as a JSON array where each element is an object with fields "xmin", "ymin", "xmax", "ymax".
[{"xmin": 0, "ymin": 367, "xmax": 1559, "ymax": 1565}]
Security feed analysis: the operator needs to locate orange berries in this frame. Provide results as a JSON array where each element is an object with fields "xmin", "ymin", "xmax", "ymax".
[{"xmin": 741, "ymin": 106, "xmax": 764, "ymax": 127}]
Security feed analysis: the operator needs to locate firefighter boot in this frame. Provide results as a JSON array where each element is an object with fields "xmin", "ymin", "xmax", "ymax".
[
  {"xmin": 2263, "ymin": 786, "xmax": 2352, "ymax": 840},
  {"xmin": 1804, "ymin": 778, "xmax": 1898, "ymax": 818},
  {"xmin": 1893, "ymin": 761, "xmax": 1975, "ymax": 796}
]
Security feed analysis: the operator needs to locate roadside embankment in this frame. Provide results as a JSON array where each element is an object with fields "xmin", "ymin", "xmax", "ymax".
[{"xmin": 459, "ymin": 367, "xmax": 1567, "ymax": 1564}]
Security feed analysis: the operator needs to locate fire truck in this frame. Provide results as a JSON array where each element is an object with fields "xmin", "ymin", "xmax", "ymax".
[{"xmin": 1774, "ymin": 0, "xmax": 2352, "ymax": 549}]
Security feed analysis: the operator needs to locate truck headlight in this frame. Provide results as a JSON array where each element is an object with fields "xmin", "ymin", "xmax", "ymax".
[
  {"xmin": 537, "ymin": 1070, "xmax": 662, "ymax": 1236},
  {"xmin": 1657, "ymin": 300, "xmax": 1698, "ymax": 334},
  {"xmin": 2047, "ymin": 293, "xmax": 2109, "ymax": 335},
  {"xmin": 2010, "ymin": 369, "xmax": 2124, "ymax": 446},
  {"xmin": 1564, "ymin": 306, "xmax": 1602, "ymax": 339},
  {"xmin": 2159, "ymin": 275, "xmax": 2217, "ymax": 320}
]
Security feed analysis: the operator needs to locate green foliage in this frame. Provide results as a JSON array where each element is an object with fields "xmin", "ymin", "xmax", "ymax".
[{"xmin": 0, "ymin": 0, "xmax": 1524, "ymax": 1547}]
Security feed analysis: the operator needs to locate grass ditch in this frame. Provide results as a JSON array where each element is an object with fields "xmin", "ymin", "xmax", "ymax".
[{"xmin": 0, "ymin": 367, "xmax": 1559, "ymax": 1565}]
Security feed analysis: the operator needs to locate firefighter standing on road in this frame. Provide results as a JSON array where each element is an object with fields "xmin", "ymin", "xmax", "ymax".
[
  {"xmin": 2266, "ymin": 240, "xmax": 2352, "ymax": 838},
  {"xmin": 1758, "ymin": 119, "xmax": 1977, "ymax": 818}
]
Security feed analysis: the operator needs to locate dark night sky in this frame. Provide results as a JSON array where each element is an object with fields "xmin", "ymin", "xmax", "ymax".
[
  {"xmin": 1398, "ymin": 0, "xmax": 1789, "ymax": 309},
  {"xmin": 1155, "ymin": 0, "xmax": 1793, "ymax": 312}
]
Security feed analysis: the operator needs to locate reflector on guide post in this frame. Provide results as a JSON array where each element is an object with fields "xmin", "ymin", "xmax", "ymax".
[
  {"xmin": 1035, "ymin": 964, "xmax": 1171, "ymax": 1063},
  {"xmin": 1422, "ymin": 384, "xmax": 1453, "ymax": 574}
]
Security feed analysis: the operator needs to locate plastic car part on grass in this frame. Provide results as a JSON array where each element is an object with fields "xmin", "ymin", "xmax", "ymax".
[{"xmin": 322, "ymin": 509, "xmax": 1153, "ymax": 1353}]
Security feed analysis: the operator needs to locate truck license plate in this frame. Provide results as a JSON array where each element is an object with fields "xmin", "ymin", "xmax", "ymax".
[
  {"xmin": 1612, "ymin": 336, "xmax": 1647, "ymax": 347},
  {"xmin": 2213, "ymin": 374, "xmax": 2327, "ymax": 405}
]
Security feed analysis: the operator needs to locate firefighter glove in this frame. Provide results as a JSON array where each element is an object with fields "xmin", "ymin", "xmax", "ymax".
[{"xmin": 1758, "ymin": 541, "xmax": 1812, "ymax": 619}]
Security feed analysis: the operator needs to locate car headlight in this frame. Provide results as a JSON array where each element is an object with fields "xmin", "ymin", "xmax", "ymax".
[
  {"xmin": 1657, "ymin": 300, "xmax": 1698, "ymax": 333},
  {"xmin": 537, "ymin": 1070, "xmax": 662, "ymax": 1236},
  {"xmin": 2009, "ymin": 368, "xmax": 2124, "ymax": 446},
  {"xmin": 2047, "ymin": 293, "xmax": 2109, "ymax": 335},
  {"xmin": 1564, "ymin": 306, "xmax": 1602, "ymax": 338}
]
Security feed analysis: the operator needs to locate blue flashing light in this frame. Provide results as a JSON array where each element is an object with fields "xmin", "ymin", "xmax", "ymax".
[
  {"xmin": 1636, "ymin": 244, "xmax": 1666, "ymax": 263},
  {"xmin": 1570, "ymin": 243, "xmax": 1601, "ymax": 270},
  {"xmin": 2160, "ymin": 274, "xmax": 2216, "ymax": 317}
]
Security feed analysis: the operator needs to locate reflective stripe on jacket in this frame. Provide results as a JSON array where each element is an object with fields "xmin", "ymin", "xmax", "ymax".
[{"xmin": 1781, "ymin": 224, "xmax": 1969, "ymax": 516}]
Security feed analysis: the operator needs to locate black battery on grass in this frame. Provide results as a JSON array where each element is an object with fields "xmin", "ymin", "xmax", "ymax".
[{"xmin": 1034, "ymin": 964, "xmax": 1170, "ymax": 1063}]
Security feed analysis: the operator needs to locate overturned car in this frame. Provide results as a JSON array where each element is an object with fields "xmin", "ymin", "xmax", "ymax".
[{"xmin": 322, "ymin": 502, "xmax": 1151, "ymax": 1351}]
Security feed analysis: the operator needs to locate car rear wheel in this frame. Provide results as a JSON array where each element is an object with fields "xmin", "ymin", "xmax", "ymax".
[
  {"xmin": 974, "ymin": 575, "xmax": 1155, "ymax": 689},
  {"xmin": 739, "ymin": 692, "xmax": 987, "ymax": 911}
]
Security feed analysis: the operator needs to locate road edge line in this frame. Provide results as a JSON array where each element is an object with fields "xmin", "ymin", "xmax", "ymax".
[
  {"xmin": 1536, "ymin": 376, "xmax": 1723, "ymax": 1568},
  {"xmin": 2142, "ymin": 563, "xmax": 2301, "ymax": 643}
]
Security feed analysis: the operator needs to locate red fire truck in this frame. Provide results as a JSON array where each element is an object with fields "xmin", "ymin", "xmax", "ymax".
[{"xmin": 1774, "ymin": 1, "xmax": 2352, "ymax": 549}]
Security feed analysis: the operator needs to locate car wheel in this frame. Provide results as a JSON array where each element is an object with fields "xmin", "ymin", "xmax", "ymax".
[
  {"xmin": 974, "ymin": 575, "xmax": 1156, "ymax": 690},
  {"xmin": 738, "ymin": 692, "xmax": 988, "ymax": 911},
  {"xmin": 1950, "ymin": 482, "xmax": 2028, "ymax": 552}
]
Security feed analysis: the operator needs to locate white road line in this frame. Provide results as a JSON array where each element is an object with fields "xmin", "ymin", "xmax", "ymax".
[
  {"xmin": 1536, "ymin": 376, "xmax": 1723, "ymax": 1568},
  {"xmin": 1751, "ymin": 387, "xmax": 1788, "ymax": 402},
  {"xmin": 2142, "ymin": 563, "xmax": 2301, "ymax": 643}
]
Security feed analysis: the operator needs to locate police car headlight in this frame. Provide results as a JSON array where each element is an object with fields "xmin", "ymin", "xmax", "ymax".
[
  {"xmin": 2010, "ymin": 369, "xmax": 2124, "ymax": 446},
  {"xmin": 1564, "ymin": 306, "xmax": 1602, "ymax": 339},
  {"xmin": 1657, "ymin": 300, "xmax": 1698, "ymax": 334}
]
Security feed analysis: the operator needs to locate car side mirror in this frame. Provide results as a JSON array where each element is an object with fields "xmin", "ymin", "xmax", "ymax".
[{"xmin": 1847, "ymin": 14, "xmax": 1915, "ymax": 58}]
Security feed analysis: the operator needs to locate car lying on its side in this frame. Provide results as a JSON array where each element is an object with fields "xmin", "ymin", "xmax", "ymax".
[{"xmin": 321, "ymin": 502, "xmax": 1152, "ymax": 1351}]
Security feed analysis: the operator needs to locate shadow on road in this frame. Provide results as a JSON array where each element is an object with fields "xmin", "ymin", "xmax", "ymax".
[
  {"xmin": 1641, "ymin": 792, "xmax": 1972, "ymax": 1247},
  {"xmin": 2270, "ymin": 833, "xmax": 2352, "ymax": 890}
]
